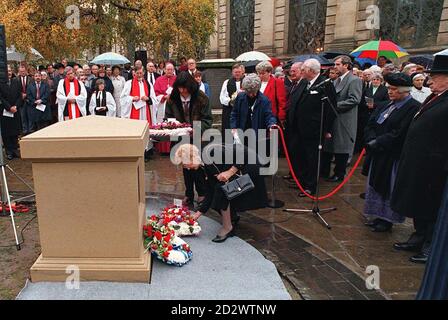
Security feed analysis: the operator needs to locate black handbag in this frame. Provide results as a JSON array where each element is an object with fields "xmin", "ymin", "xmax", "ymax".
[{"xmin": 213, "ymin": 164, "xmax": 255, "ymax": 200}]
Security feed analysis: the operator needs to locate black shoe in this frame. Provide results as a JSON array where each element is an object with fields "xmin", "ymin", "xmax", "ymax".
[
  {"xmin": 393, "ymin": 242, "xmax": 423, "ymax": 252},
  {"xmin": 326, "ymin": 175, "xmax": 344, "ymax": 183},
  {"xmin": 212, "ymin": 229, "xmax": 234, "ymax": 243},
  {"xmin": 364, "ymin": 218, "xmax": 381, "ymax": 227},
  {"xmin": 359, "ymin": 193, "xmax": 366, "ymax": 199},
  {"xmin": 371, "ymin": 220, "xmax": 393, "ymax": 233},
  {"xmin": 299, "ymin": 189, "xmax": 315, "ymax": 198},
  {"xmin": 6, "ymin": 154, "xmax": 14, "ymax": 161},
  {"xmin": 410, "ymin": 252, "xmax": 429, "ymax": 264}
]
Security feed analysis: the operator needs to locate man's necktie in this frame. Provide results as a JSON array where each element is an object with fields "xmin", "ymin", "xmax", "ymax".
[
  {"xmin": 36, "ymin": 83, "xmax": 40, "ymax": 100},
  {"xmin": 183, "ymin": 101, "xmax": 190, "ymax": 122},
  {"xmin": 335, "ymin": 77, "xmax": 341, "ymax": 89},
  {"xmin": 22, "ymin": 77, "xmax": 26, "ymax": 93}
]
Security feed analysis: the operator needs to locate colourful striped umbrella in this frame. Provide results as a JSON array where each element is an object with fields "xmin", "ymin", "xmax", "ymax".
[{"xmin": 351, "ymin": 40, "xmax": 409, "ymax": 62}]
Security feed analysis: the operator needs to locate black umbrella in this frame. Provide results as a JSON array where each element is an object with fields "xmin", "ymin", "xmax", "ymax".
[
  {"xmin": 320, "ymin": 51, "xmax": 355, "ymax": 61},
  {"xmin": 292, "ymin": 54, "xmax": 333, "ymax": 66},
  {"xmin": 243, "ymin": 60, "xmax": 262, "ymax": 73},
  {"xmin": 408, "ymin": 55, "xmax": 434, "ymax": 69}
]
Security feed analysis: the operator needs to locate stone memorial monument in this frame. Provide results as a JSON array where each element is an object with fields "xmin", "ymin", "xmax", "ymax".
[{"xmin": 20, "ymin": 116, "xmax": 151, "ymax": 282}]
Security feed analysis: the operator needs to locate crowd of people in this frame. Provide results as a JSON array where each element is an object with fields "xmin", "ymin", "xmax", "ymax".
[
  {"xmin": 0, "ymin": 57, "xmax": 210, "ymax": 161},
  {"xmin": 0, "ymin": 51, "xmax": 447, "ymax": 297}
]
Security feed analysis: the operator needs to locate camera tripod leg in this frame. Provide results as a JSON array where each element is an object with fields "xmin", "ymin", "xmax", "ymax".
[{"xmin": 1, "ymin": 165, "xmax": 21, "ymax": 250}]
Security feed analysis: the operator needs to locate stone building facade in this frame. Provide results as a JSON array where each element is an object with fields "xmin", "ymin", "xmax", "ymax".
[{"xmin": 206, "ymin": 0, "xmax": 448, "ymax": 60}]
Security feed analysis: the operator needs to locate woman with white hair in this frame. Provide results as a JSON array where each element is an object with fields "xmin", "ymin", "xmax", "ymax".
[
  {"xmin": 410, "ymin": 73, "xmax": 432, "ymax": 103},
  {"xmin": 255, "ymin": 61, "xmax": 287, "ymax": 124},
  {"xmin": 230, "ymin": 73, "xmax": 277, "ymax": 143},
  {"xmin": 363, "ymin": 73, "xmax": 420, "ymax": 232},
  {"xmin": 174, "ymin": 142, "xmax": 268, "ymax": 243}
]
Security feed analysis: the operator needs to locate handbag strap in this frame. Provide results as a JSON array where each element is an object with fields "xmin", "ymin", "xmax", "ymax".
[{"xmin": 212, "ymin": 163, "xmax": 242, "ymax": 182}]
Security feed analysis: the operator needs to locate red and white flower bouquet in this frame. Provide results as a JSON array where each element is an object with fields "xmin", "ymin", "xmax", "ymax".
[{"xmin": 160, "ymin": 205, "xmax": 202, "ymax": 237}]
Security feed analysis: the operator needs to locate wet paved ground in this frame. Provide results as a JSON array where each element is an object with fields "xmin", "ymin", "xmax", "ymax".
[
  {"xmin": 145, "ymin": 154, "xmax": 424, "ymax": 300},
  {"xmin": 1, "ymin": 152, "xmax": 424, "ymax": 300}
]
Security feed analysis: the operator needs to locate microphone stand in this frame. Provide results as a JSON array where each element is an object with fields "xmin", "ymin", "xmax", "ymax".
[
  {"xmin": 283, "ymin": 83, "xmax": 355, "ymax": 229},
  {"xmin": 283, "ymin": 92, "xmax": 336, "ymax": 229}
]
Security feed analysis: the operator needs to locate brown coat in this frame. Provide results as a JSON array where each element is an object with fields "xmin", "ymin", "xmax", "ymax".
[{"xmin": 164, "ymin": 90, "xmax": 212, "ymax": 132}]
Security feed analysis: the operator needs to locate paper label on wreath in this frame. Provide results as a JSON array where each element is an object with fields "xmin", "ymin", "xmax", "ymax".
[
  {"xmin": 36, "ymin": 104, "xmax": 46, "ymax": 112},
  {"xmin": 3, "ymin": 109, "xmax": 14, "ymax": 118},
  {"xmin": 174, "ymin": 199, "xmax": 183, "ymax": 207}
]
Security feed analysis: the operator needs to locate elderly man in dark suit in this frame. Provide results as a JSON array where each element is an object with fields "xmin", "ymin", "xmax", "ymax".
[
  {"xmin": 0, "ymin": 66, "xmax": 22, "ymax": 160},
  {"xmin": 391, "ymin": 54, "xmax": 448, "ymax": 264},
  {"xmin": 14, "ymin": 65, "xmax": 33, "ymax": 135},
  {"xmin": 322, "ymin": 55, "xmax": 363, "ymax": 182},
  {"xmin": 26, "ymin": 72, "xmax": 51, "ymax": 132},
  {"xmin": 144, "ymin": 61, "xmax": 161, "ymax": 87},
  {"xmin": 286, "ymin": 59, "xmax": 337, "ymax": 196}
]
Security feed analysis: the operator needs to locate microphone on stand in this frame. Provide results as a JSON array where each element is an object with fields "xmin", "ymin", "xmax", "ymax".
[{"xmin": 313, "ymin": 78, "xmax": 332, "ymax": 89}]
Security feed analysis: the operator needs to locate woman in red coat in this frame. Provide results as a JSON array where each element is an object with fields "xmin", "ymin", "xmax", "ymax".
[{"xmin": 256, "ymin": 61, "xmax": 287, "ymax": 124}]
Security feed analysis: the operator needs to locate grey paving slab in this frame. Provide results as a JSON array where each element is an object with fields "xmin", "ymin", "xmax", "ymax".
[{"xmin": 16, "ymin": 215, "xmax": 291, "ymax": 300}]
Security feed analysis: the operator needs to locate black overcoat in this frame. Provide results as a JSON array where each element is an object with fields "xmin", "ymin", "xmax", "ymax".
[
  {"xmin": 391, "ymin": 92, "xmax": 448, "ymax": 219},
  {"xmin": 364, "ymin": 97, "xmax": 420, "ymax": 199},
  {"xmin": 0, "ymin": 79, "xmax": 23, "ymax": 137}
]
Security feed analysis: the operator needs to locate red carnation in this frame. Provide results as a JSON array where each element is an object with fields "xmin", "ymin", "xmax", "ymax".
[
  {"xmin": 151, "ymin": 215, "xmax": 158, "ymax": 221},
  {"xmin": 154, "ymin": 231, "xmax": 162, "ymax": 240},
  {"xmin": 163, "ymin": 251, "xmax": 170, "ymax": 258},
  {"xmin": 164, "ymin": 234, "xmax": 171, "ymax": 242}
]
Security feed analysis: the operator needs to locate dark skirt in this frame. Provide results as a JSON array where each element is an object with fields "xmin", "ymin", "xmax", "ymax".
[
  {"xmin": 364, "ymin": 160, "xmax": 405, "ymax": 224},
  {"xmin": 417, "ymin": 179, "xmax": 448, "ymax": 300},
  {"xmin": 209, "ymin": 172, "xmax": 268, "ymax": 213}
]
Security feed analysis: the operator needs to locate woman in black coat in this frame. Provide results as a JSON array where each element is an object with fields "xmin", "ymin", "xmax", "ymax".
[
  {"xmin": 363, "ymin": 73, "xmax": 420, "ymax": 232},
  {"xmin": 174, "ymin": 143, "xmax": 268, "ymax": 243}
]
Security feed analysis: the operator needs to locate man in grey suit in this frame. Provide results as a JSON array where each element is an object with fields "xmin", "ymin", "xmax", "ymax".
[{"xmin": 322, "ymin": 55, "xmax": 363, "ymax": 182}]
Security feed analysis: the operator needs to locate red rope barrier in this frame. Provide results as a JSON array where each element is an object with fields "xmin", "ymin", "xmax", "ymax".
[{"xmin": 275, "ymin": 126, "xmax": 366, "ymax": 201}]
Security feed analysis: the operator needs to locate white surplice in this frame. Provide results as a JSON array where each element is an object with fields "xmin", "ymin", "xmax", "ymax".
[
  {"xmin": 89, "ymin": 91, "xmax": 117, "ymax": 117},
  {"xmin": 56, "ymin": 80, "xmax": 87, "ymax": 122}
]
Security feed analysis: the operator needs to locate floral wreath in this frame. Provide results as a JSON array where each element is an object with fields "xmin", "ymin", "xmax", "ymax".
[{"xmin": 143, "ymin": 205, "xmax": 200, "ymax": 267}]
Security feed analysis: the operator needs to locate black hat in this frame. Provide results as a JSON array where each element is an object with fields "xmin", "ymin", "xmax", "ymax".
[
  {"xmin": 384, "ymin": 72, "xmax": 412, "ymax": 87},
  {"xmin": 424, "ymin": 54, "xmax": 448, "ymax": 74}
]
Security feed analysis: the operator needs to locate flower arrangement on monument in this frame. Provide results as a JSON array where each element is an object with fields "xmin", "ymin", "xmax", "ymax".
[{"xmin": 149, "ymin": 121, "xmax": 192, "ymax": 138}]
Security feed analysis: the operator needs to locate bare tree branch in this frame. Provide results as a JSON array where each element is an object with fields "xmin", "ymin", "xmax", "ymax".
[{"xmin": 110, "ymin": 1, "xmax": 141, "ymax": 12}]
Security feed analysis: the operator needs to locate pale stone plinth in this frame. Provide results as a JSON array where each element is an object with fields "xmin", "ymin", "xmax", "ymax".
[{"xmin": 20, "ymin": 116, "xmax": 151, "ymax": 283}]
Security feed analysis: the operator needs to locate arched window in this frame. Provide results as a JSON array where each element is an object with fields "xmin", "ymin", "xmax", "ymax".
[
  {"xmin": 229, "ymin": 0, "xmax": 255, "ymax": 58},
  {"xmin": 377, "ymin": 0, "xmax": 444, "ymax": 48},
  {"xmin": 288, "ymin": 0, "xmax": 328, "ymax": 54}
]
